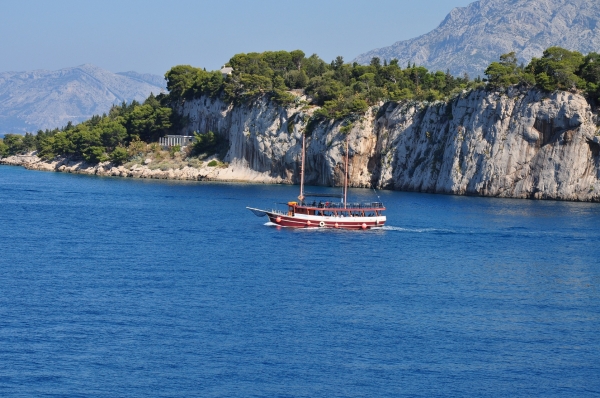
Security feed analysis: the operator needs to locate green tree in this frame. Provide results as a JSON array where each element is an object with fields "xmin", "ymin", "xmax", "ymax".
[
  {"xmin": 69, "ymin": 126, "xmax": 102, "ymax": 159},
  {"xmin": 191, "ymin": 131, "xmax": 220, "ymax": 156},
  {"xmin": 36, "ymin": 135, "xmax": 56, "ymax": 160},
  {"xmin": 273, "ymin": 76, "xmax": 287, "ymax": 91},
  {"xmin": 21, "ymin": 132, "xmax": 36, "ymax": 151},
  {"xmin": 143, "ymin": 92, "xmax": 161, "ymax": 108},
  {"xmin": 99, "ymin": 120, "xmax": 128, "ymax": 150},
  {"xmin": 290, "ymin": 50, "xmax": 305, "ymax": 70},
  {"xmin": 110, "ymin": 146, "xmax": 128, "ymax": 165},
  {"xmin": 125, "ymin": 104, "xmax": 173, "ymax": 142},
  {"xmin": 285, "ymin": 69, "xmax": 309, "ymax": 89},
  {"xmin": 228, "ymin": 52, "xmax": 273, "ymax": 77},
  {"xmin": 579, "ymin": 52, "xmax": 600, "ymax": 101},
  {"xmin": 0, "ymin": 139, "xmax": 8, "ymax": 157},
  {"xmin": 302, "ymin": 54, "xmax": 328, "ymax": 78},
  {"xmin": 359, "ymin": 73, "xmax": 376, "ymax": 92},
  {"xmin": 332, "ymin": 56, "xmax": 344, "ymax": 70},
  {"xmin": 272, "ymin": 89, "xmax": 296, "ymax": 106},
  {"xmin": 529, "ymin": 47, "xmax": 585, "ymax": 91},
  {"xmin": 203, "ymin": 72, "xmax": 224, "ymax": 97},
  {"xmin": 51, "ymin": 132, "xmax": 75, "ymax": 156},
  {"xmin": 225, "ymin": 74, "xmax": 273, "ymax": 101},
  {"xmin": 370, "ymin": 57, "xmax": 382, "ymax": 69},
  {"xmin": 484, "ymin": 52, "xmax": 523, "ymax": 89},
  {"xmin": 165, "ymin": 65, "xmax": 204, "ymax": 101},
  {"xmin": 83, "ymin": 146, "xmax": 108, "ymax": 163},
  {"xmin": 262, "ymin": 51, "xmax": 293, "ymax": 73},
  {"xmin": 3, "ymin": 134, "xmax": 24, "ymax": 155}
]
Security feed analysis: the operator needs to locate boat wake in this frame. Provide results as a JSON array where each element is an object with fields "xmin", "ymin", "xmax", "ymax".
[
  {"xmin": 380, "ymin": 226, "xmax": 457, "ymax": 234},
  {"xmin": 264, "ymin": 222, "xmax": 322, "ymax": 230}
]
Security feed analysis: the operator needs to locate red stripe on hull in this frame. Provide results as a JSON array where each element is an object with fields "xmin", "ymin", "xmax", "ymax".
[{"xmin": 267, "ymin": 213, "xmax": 385, "ymax": 230}]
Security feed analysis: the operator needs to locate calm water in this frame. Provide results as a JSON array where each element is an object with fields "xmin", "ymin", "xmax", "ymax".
[{"xmin": 1, "ymin": 165, "xmax": 599, "ymax": 397}]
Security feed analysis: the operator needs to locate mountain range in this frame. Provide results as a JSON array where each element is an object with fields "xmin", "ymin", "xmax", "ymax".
[
  {"xmin": 354, "ymin": 0, "xmax": 600, "ymax": 77},
  {"xmin": 0, "ymin": 64, "xmax": 166, "ymax": 134},
  {"xmin": 3, "ymin": 0, "xmax": 600, "ymax": 136}
]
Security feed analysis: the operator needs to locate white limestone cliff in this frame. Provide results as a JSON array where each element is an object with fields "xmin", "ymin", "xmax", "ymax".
[
  {"xmin": 3, "ymin": 87, "xmax": 599, "ymax": 202},
  {"xmin": 177, "ymin": 88, "xmax": 600, "ymax": 201}
]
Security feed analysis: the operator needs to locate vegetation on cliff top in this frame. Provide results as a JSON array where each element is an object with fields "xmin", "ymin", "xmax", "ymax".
[
  {"xmin": 165, "ymin": 47, "xmax": 599, "ymax": 119},
  {"xmin": 1, "ymin": 46, "xmax": 598, "ymax": 164},
  {"xmin": 485, "ymin": 47, "xmax": 600, "ymax": 102},
  {"xmin": 165, "ymin": 50, "xmax": 482, "ymax": 119}
]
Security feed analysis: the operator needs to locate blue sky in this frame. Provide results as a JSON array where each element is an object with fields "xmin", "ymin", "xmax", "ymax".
[{"xmin": 1, "ymin": 0, "xmax": 473, "ymax": 76}]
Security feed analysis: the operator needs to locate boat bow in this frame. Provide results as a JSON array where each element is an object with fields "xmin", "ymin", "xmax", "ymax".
[{"xmin": 246, "ymin": 207, "xmax": 268, "ymax": 217}]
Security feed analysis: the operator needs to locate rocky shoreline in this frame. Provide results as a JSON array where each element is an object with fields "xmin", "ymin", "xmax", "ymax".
[
  {"xmin": 3, "ymin": 87, "xmax": 600, "ymax": 203},
  {"xmin": 0, "ymin": 153, "xmax": 285, "ymax": 184}
]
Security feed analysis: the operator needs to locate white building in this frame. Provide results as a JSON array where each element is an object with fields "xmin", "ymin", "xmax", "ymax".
[
  {"xmin": 159, "ymin": 135, "xmax": 194, "ymax": 148},
  {"xmin": 220, "ymin": 66, "xmax": 233, "ymax": 78}
]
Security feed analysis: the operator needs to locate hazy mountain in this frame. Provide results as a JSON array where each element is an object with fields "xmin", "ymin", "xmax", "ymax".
[
  {"xmin": 0, "ymin": 64, "xmax": 166, "ymax": 134},
  {"xmin": 354, "ymin": 0, "xmax": 600, "ymax": 77},
  {"xmin": 116, "ymin": 71, "xmax": 167, "ymax": 88}
]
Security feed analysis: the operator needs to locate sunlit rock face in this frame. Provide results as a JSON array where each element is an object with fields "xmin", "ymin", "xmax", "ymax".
[
  {"xmin": 354, "ymin": 0, "xmax": 600, "ymax": 77},
  {"xmin": 178, "ymin": 88, "xmax": 600, "ymax": 201}
]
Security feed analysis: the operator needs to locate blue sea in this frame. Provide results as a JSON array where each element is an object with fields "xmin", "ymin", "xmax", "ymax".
[{"xmin": 1, "ymin": 165, "xmax": 599, "ymax": 397}]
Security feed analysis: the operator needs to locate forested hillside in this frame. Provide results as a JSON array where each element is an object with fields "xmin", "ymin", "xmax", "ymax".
[{"xmin": 1, "ymin": 47, "xmax": 599, "ymax": 164}]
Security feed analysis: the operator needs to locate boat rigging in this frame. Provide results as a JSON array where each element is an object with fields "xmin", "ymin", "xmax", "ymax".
[{"xmin": 247, "ymin": 133, "xmax": 386, "ymax": 230}]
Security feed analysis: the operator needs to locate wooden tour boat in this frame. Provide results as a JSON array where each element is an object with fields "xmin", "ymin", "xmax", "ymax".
[{"xmin": 247, "ymin": 134, "xmax": 386, "ymax": 230}]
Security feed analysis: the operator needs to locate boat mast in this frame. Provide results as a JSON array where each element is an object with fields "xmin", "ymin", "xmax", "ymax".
[
  {"xmin": 299, "ymin": 133, "xmax": 305, "ymax": 203},
  {"xmin": 344, "ymin": 137, "xmax": 349, "ymax": 208}
]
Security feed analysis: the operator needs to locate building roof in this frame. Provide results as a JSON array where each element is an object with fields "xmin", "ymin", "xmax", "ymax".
[{"xmin": 220, "ymin": 66, "xmax": 233, "ymax": 75}]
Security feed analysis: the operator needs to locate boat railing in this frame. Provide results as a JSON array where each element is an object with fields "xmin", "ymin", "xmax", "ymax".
[{"xmin": 300, "ymin": 201, "xmax": 384, "ymax": 209}]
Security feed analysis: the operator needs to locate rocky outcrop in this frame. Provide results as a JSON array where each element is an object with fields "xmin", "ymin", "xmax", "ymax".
[
  {"xmin": 374, "ymin": 88, "xmax": 600, "ymax": 200},
  {"xmin": 178, "ymin": 88, "xmax": 600, "ymax": 201},
  {"xmin": 178, "ymin": 95, "xmax": 381, "ymax": 189},
  {"xmin": 354, "ymin": 0, "xmax": 600, "ymax": 77}
]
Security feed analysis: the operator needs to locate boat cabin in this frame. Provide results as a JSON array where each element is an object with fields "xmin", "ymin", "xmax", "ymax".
[{"xmin": 287, "ymin": 201, "xmax": 384, "ymax": 217}]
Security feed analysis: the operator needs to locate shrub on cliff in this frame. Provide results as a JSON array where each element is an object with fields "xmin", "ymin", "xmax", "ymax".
[{"xmin": 314, "ymin": 97, "xmax": 369, "ymax": 119}]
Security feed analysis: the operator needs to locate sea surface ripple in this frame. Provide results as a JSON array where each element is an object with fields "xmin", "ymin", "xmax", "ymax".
[{"xmin": 1, "ymin": 165, "xmax": 599, "ymax": 397}]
